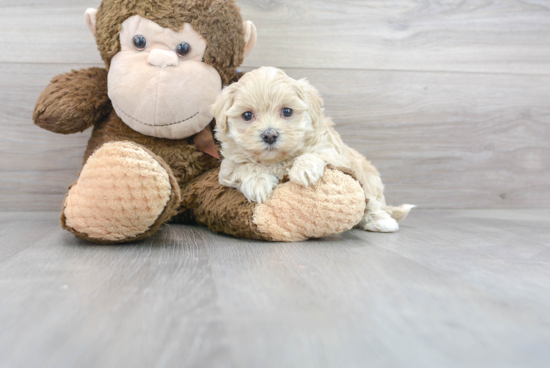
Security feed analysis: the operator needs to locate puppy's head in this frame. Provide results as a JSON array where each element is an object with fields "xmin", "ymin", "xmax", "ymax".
[{"xmin": 212, "ymin": 67, "xmax": 324, "ymax": 163}]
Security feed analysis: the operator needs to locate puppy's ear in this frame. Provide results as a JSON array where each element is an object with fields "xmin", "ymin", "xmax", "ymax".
[
  {"xmin": 211, "ymin": 84, "xmax": 238, "ymax": 134},
  {"xmin": 295, "ymin": 79, "xmax": 324, "ymax": 126}
]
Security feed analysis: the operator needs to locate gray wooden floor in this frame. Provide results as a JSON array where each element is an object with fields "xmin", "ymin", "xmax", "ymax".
[{"xmin": 0, "ymin": 210, "xmax": 549, "ymax": 368}]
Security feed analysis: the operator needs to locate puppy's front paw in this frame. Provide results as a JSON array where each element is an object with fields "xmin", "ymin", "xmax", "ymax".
[
  {"xmin": 240, "ymin": 174, "xmax": 279, "ymax": 204},
  {"xmin": 289, "ymin": 153, "xmax": 327, "ymax": 187}
]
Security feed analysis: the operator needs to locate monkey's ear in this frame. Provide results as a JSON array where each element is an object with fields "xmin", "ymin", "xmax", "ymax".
[
  {"xmin": 85, "ymin": 8, "xmax": 98, "ymax": 35},
  {"xmin": 243, "ymin": 21, "xmax": 257, "ymax": 59},
  {"xmin": 296, "ymin": 79, "xmax": 324, "ymax": 126},
  {"xmin": 211, "ymin": 85, "xmax": 238, "ymax": 134}
]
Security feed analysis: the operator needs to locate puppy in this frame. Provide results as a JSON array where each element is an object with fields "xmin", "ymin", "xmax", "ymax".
[{"xmin": 211, "ymin": 67, "xmax": 414, "ymax": 232}]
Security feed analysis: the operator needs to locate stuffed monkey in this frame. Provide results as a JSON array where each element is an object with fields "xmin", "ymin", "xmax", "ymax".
[{"xmin": 33, "ymin": 0, "xmax": 366, "ymax": 244}]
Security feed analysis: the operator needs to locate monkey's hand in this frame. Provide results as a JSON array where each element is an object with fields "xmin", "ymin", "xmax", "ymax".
[
  {"xmin": 239, "ymin": 173, "xmax": 279, "ymax": 204},
  {"xmin": 34, "ymin": 67, "xmax": 112, "ymax": 134},
  {"xmin": 289, "ymin": 153, "xmax": 327, "ymax": 187}
]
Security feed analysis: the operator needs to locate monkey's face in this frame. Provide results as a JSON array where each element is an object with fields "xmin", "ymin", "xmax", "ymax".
[{"xmin": 107, "ymin": 15, "xmax": 222, "ymax": 139}]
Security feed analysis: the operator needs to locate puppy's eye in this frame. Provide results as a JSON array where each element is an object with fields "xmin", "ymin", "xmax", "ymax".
[
  {"xmin": 133, "ymin": 35, "xmax": 147, "ymax": 51},
  {"xmin": 242, "ymin": 111, "xmax": 254, "ymax": 121},
  {"xmin": 176, "ymin": 42, "xmax": 191, "ymax": 57},
  {"xmin": 282, "ymin": 108, "xmax": 293, "ymax": 118}
]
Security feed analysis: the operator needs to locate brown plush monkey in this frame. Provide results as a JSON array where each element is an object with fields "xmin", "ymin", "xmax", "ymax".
[{"xmin": 33, "ymin": 0, "xmax": 367, "ymax": 244}]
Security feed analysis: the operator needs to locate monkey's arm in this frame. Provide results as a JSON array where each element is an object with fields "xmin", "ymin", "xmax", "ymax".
[{"xmin": 34, "ymin": 67, "xmax": 112, "ymax": 134}]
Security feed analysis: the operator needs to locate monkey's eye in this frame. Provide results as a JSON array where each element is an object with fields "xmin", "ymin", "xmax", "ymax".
[
  {"xmin": 133, "ymin": 35, "xmax": 147, "ymax": 51},
  {"xmin": 242, "ymin": 112, "xmax": 254, "ymax": 121},
  {"xmin": 282, "ymin": 108, "xmax": 293, "ymax": 118},
  {"xmin": 176, "ymin": 42, "xmax": 191, "ymax": 57}
]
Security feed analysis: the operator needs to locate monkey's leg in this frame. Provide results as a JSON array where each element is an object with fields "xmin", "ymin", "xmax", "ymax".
[
  {"xmin": 179, "ymin": 167, "xmax": 366, "ymax": 241},
  {"xmin": 61, "ymin": 141, "xmax": 181, "ymax": 244}
]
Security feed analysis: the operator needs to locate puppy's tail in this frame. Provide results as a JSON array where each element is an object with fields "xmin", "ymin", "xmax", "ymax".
[{"xmin": 384, "ymin": 204, "xmax": 416, "ymax": 223}]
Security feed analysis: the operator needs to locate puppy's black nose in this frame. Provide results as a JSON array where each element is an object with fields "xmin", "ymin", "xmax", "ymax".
[{"xmin": 261, "ymin": 129, "xmax": 279, "ymax": 145}]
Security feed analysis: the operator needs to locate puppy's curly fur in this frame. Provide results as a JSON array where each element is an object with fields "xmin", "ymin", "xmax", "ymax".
[{"xmin": 212, "ymin": 67, "xmax": 414, "ymax": 232}]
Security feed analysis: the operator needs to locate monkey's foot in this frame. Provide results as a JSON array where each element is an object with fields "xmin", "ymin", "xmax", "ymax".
[
  {"xmin": 253, "ymin": 168, "xmax": 366, "ymax": 242},
  {"xmin": 61, "ymin": 141, "xmax": 181, "ymax": 244}
]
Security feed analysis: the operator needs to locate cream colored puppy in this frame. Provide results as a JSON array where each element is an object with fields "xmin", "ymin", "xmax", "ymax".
[{"xmin": 212, "ymin": 67, "xmax": 414, "ymax": 232}]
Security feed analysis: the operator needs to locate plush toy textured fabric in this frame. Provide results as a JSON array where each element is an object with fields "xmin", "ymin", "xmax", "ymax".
[{"xmin": 33, "ymin": 0, "xmax": 366, "ymax": 244}]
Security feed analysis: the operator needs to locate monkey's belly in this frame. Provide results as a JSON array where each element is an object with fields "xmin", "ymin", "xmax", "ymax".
[{"xmin": 84, "ymin": 112, "xmax": 220, "ymax": 189}]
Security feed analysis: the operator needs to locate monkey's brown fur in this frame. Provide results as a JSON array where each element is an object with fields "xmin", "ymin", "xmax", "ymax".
[
  {"xmin": 34, "ymin": 68, "xmax": 112, "ymax": 135},
  {"xmin": 34, "ymin": 0, "xmax": 365, "ymax": 243},
  {"xmin": 95, "ymin": 0, "xmax": 246, "ymax": 85},
  {"xmin": 34, "ymin": 0, "xmax": 278, "ymax": 243}
]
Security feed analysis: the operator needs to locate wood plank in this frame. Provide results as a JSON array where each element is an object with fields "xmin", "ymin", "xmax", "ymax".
[
  {"xmin": 0, "ymin": 0, "xmax": 103, "ymax": 64},
  {"xmin": 1, "ymin": 0, "xmax": 550, "ymax": 74},
  {"xmin": 0, "ymin": 214, "xmax": 231, "ymax": 368},
  {"xmin": 0, "ymin": 63, "xmax": 95, "ymax": 210},
  {"xmin": 2, "ymin": 63, "xmax": 549, "ymax": 210},
  {"xmin": 241, "ymin": 0, "xmax": 550, "ymax": 74},
  {"xmin": 285, "ymin": 67, "xmax": 550, "ymax": 210},
  {"xmin": 0, "ymin": 212, "xmax": 59, "ymax": 261},
  {"xmin": 0, "ymin": 210, "xmax": 549, "ymax": 367},
  {"xmin": 202, "ymin": 209, "xmax": 550, "ymax": 368}
]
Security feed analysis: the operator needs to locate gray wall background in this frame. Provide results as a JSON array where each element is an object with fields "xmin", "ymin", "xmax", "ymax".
[{"xmin": 1, "ymin": 0, "xmax": 549, "ymax": 211}]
